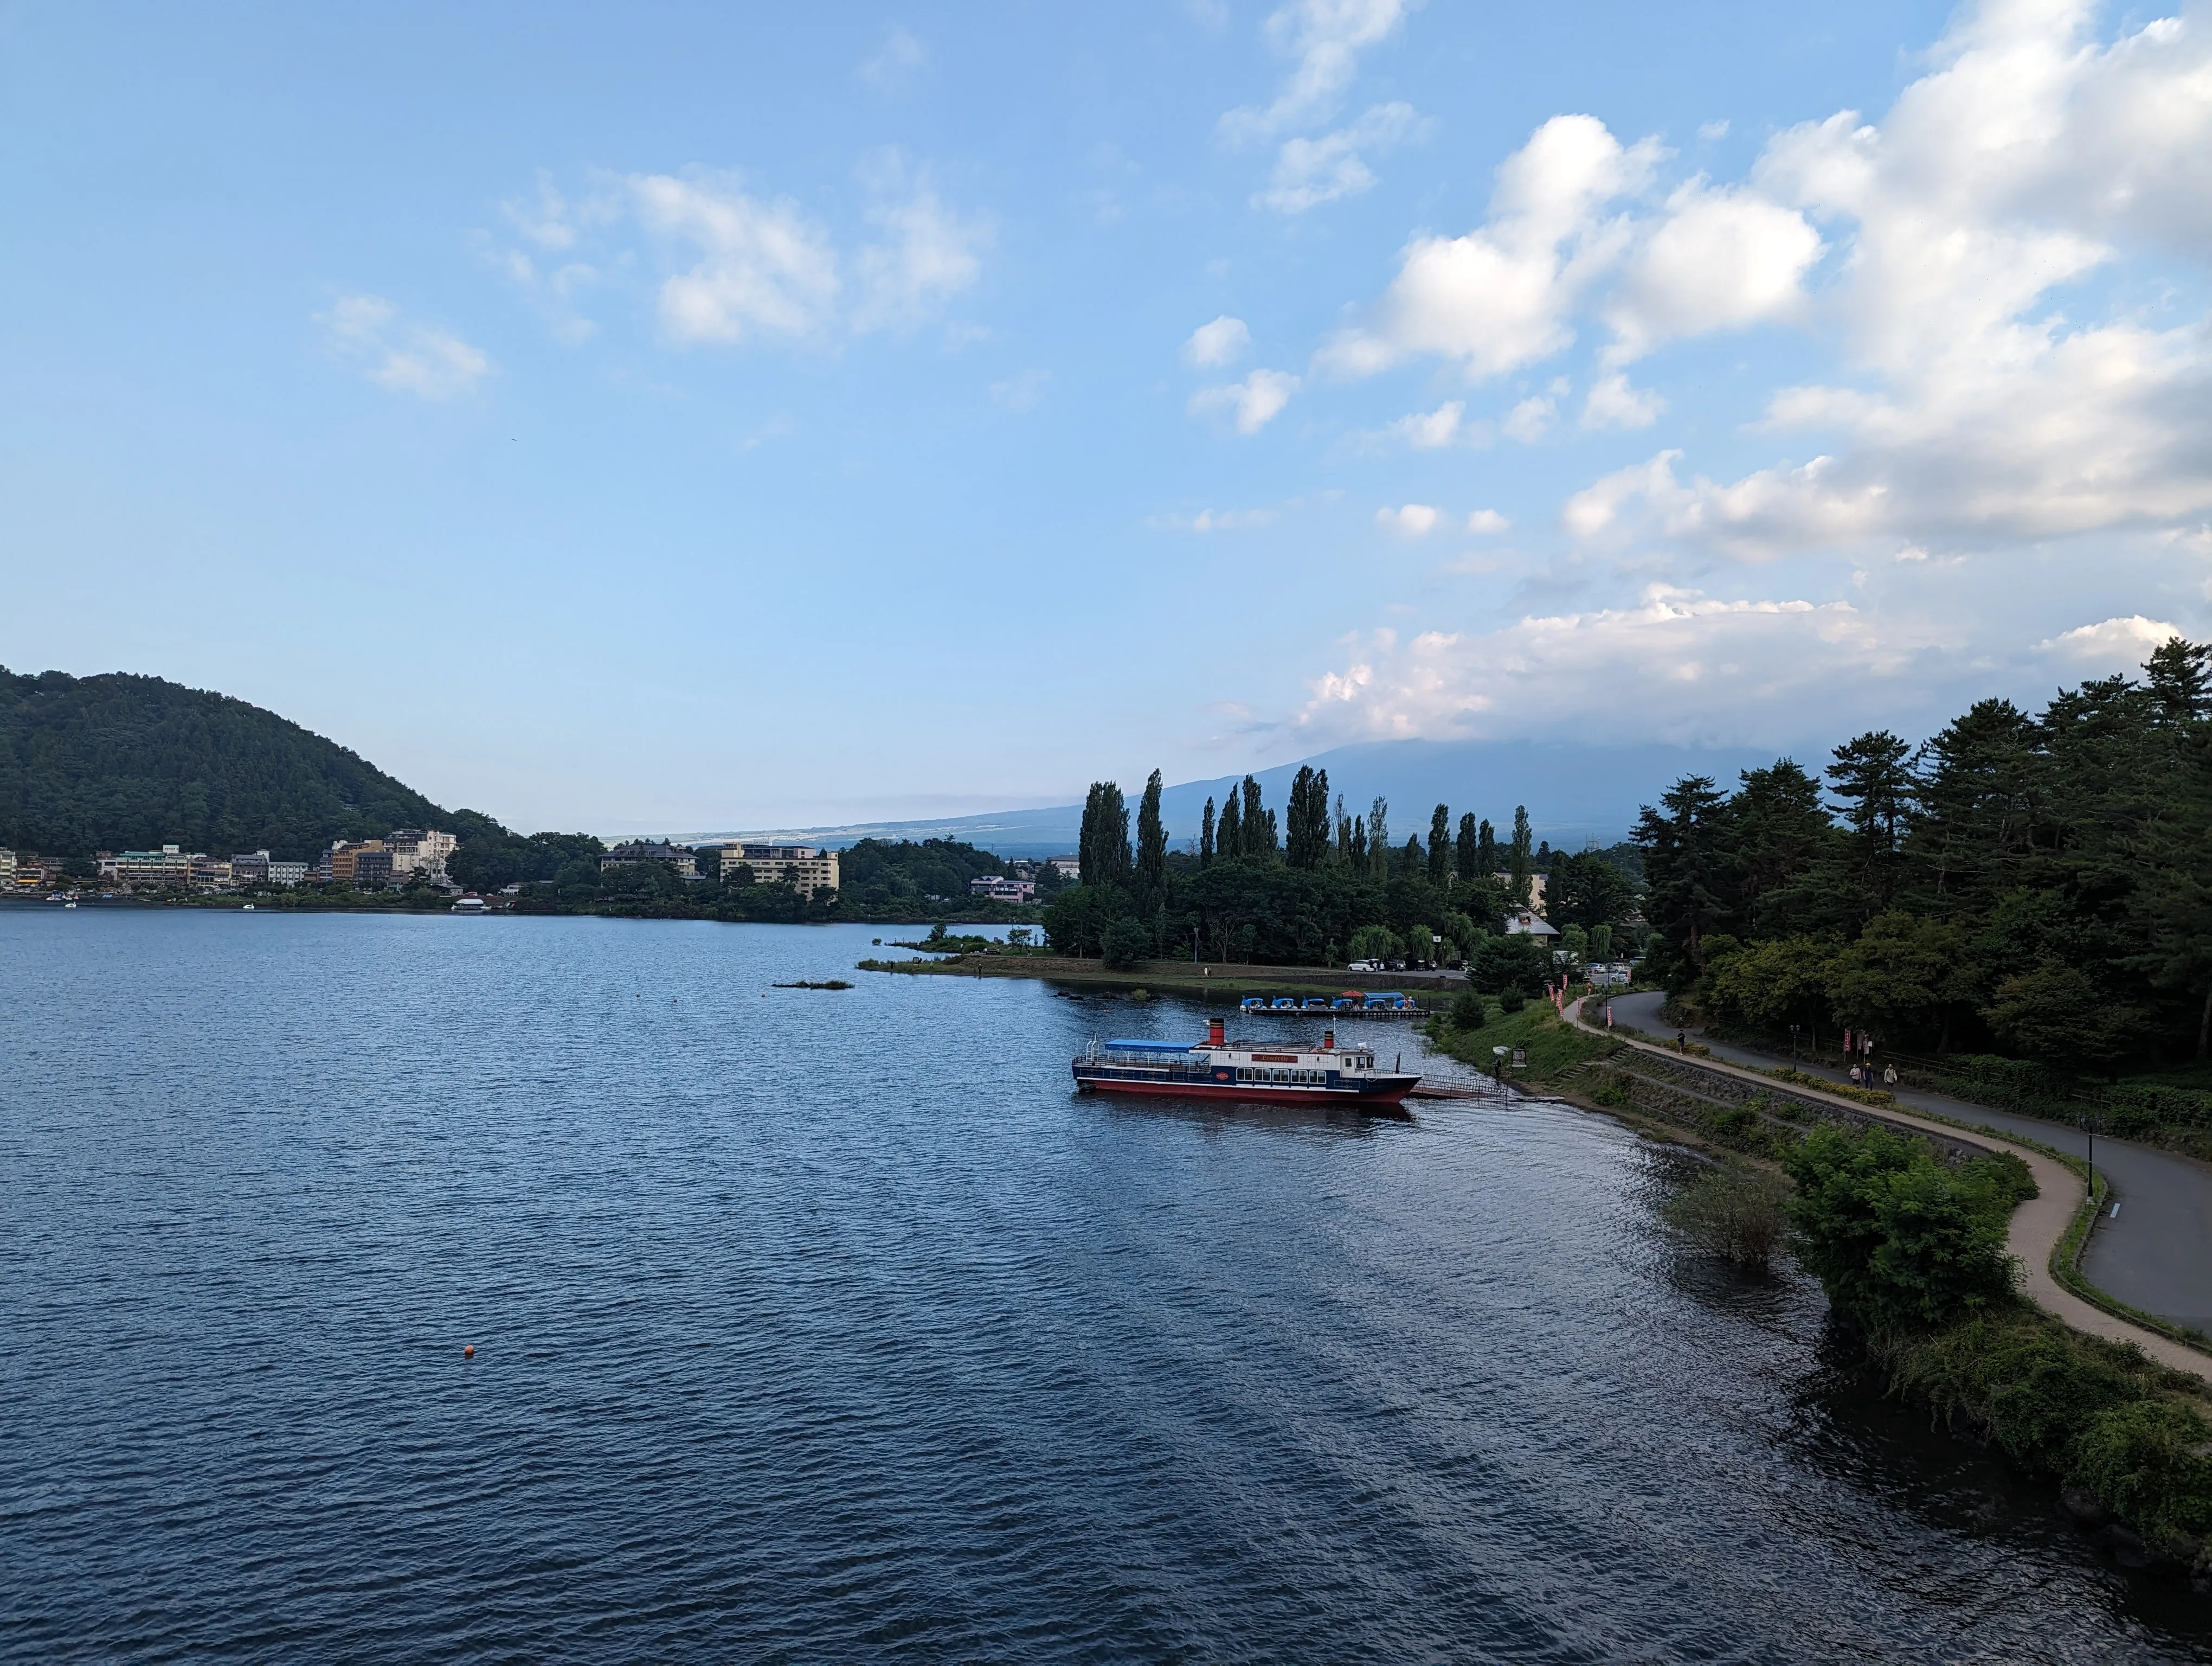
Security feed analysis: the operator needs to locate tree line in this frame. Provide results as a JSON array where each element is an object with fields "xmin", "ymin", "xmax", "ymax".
[
  {"xmin": 1049, "ymin": 766, "xmax": 1641, "ymax": 985},
  {"xmin": 1639, "ymin": 636, "xmax": 2212, "ymax": 1074}
]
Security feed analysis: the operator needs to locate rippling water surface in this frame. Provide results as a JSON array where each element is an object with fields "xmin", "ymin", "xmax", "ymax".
[{"xmin": 3, "ymin": 908, "xmax": 2207, "ymax": 1661}]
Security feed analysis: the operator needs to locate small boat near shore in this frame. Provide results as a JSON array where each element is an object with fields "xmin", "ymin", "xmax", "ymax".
[
  {"xmin": 1072, "ymin": 1018, "xmax": 1419, "ymax": 1108},
  {"xmin": 1239, "ymin": 990, "xmax": 1424, "ymax": 1017}
]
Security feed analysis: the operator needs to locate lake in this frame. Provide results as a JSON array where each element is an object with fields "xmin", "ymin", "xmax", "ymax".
[{"xmin": 2, "ymin": 908, "xmax": 2206, "ymax": 1661}]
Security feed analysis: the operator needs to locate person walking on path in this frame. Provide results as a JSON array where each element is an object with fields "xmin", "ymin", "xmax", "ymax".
[{"xmin": 1883, "ymin": 1063, "xmax": 1898, "ymax": 1088}]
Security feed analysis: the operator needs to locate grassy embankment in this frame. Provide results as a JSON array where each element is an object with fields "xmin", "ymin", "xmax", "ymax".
[{"xmin": 1434, "ymin": 993, "xmax": 2212, "ymax": 1573}]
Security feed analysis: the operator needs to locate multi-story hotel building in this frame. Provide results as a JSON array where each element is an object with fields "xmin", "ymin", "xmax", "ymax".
[{"xmin": 716, "ymin": 843, "xmax": 840, "ymax": 898}]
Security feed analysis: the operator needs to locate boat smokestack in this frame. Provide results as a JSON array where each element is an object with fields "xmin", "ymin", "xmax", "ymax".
[
  {"xmin": 1208, "ymin": 1017, "xmax": 1225, "ymax": 1047},
  {"xmin": 1323, "ymin": 1029, "xmax": 1335, "ymax": 1050}
]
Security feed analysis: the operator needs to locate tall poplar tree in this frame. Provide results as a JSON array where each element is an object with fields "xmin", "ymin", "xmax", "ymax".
[
  {"xmin": 1429, "ymin": 803, "xmax": 1452, "ymax": 885},
  {"xmin": 1476, "ymin": 818, "xmax": 1497, "ymax": 879},
  {"xmin": 1217, "ymin": 785, "xmax": 1242, "ymax": 859},
  {"xmin": 1366, "ymin": 797, "xmax": 1389, "ymax": 877},
  {"xmin": 1199, "ymin": 797, "xmax": 1216, "ymax": 868},
  {"xmin": 1135, "ymin": 770, "xmax": 1167, "ymax": 905},
  {"xmin": 1079, "ymin": 780, "xmax": 1130, "ymax": 890},
  {"xmin": 1456, "ymin": 812, "xmax": 1479, "ymax": 882},
  {"xmin": 1508, "ymin": 805, "xmax": 1533, "ymax": 905}
]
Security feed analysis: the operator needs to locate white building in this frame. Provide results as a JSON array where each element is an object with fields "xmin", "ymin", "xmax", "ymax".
[
  {"xmin": 1045, "ymin": 856, "xmax": 1081, "ymax": 880},
  {"xmin": 968, "ymin": 875, "xmax": 1036, "ymax": 903},
  {"xmin": 388, "ymin": 828, "xmax": 458, "ymax": 880},
  {"xmin": 0, "ymin": 848, "xmax": 14, "ymax": 886},
  {"xmin": 716, "ymin": 843, "xmax": 839, "ymax": 897}
]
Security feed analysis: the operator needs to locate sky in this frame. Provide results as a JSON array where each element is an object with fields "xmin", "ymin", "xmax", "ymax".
[{"xmin": 3, "ymin": 0, "xmax": 2209, "ymax": 834}]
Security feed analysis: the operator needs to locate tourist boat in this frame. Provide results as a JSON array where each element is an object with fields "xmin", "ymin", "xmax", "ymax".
[{"xmin": 1072, "ymin": 1018, "xmax": 1419, "ymax": 1107}]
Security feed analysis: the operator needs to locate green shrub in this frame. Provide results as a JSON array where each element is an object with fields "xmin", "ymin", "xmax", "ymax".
[
  {"xmin": 1782, "ymin": 1123, "xmax": 2028, "ymax": 1332},
  {"xmin": 1497, "ymin": 988, "xmax": 1527, "ymax": 1015},
  {"xmin": 1889, "ymin": 1314, "xmax": 2144, "ymax": 1466},
  {"xmin": 2067, "ymin": 1398, "xmax": 2212, "ymax": 1547},
  {"xmin": 1663, "ymin": 1163, "xmax": 1789, "ymax": 1267},
  {"xmin": 1449, "ymin": 991, "xmax": 1488, "ymax": 1031}
]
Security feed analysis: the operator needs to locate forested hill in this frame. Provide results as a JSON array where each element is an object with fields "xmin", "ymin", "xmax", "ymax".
[{"xmin": 0, "ymin": 667, "xmax": 449, "ymax": 861}]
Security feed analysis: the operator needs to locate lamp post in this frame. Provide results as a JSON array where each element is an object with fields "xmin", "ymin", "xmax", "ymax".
[{"xmin": 1790, "ymin": 1023, "xmax": 1801, "ymax": 1064}]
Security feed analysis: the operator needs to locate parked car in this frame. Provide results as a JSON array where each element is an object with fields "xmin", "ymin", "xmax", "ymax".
[{"xmin": 1346, "ymin": 958, "xmax": 1384, "ymax": 972}]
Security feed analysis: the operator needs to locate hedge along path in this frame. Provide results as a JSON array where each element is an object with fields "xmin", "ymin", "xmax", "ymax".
[{"xmin": 1563, "ymin": 998, "xmax": 2210, "ymax": 1383}]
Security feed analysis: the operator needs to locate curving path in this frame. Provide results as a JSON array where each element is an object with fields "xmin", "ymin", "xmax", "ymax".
[{"xmin": 1567, "ymin": 995, "xmax": 2211, "ymax": 1381}]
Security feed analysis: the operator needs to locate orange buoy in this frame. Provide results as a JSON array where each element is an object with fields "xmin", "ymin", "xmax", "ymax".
[{"xmin": 464, "ymin": 1344, "xmax": 475, "ymax": 1359}]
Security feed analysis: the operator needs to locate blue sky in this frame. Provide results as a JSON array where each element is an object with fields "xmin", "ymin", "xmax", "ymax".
[{"xmin": 4, "ymin": 1, "xmax": 2208, "ymax": 834}]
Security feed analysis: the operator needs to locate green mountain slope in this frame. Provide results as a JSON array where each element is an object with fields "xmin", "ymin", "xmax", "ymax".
[{"xmin": 0, "ymin": 667, "xmax": 449, "ymax": 861}]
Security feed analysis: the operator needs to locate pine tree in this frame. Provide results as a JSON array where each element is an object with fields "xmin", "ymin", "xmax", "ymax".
[
  {"xmin": 1634, "ymin": 777, "xmax": 1734, "ymax": 986},
  {"xmin": 1824, "ymin": 732, "xmax": 1917, "ymax": 925},
  {"xmin": 1429, "ymin": 803, "xmax": 1452, "ymax": 885}
]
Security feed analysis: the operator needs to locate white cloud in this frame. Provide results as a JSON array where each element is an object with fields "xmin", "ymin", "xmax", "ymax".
[
  {"xmin": 1466, "ymin": 508, "xmax": 1510, "ymax": 534},
  {"xmin": 1376, "ymin": 503, "xmax": 1439, "ymax": 537},
  {"xmin": 1189, "ymin": 367, "xmax": 1300, "ymax": 433},
  {"xmin": 1580, "ymin": 370, "xmax": 1665, "ymax": 430},
  {"xmin": 1217, "ymin": 0, "xmax": 1411, "ymax": 145},
  {"xmin": 1601, "ymin": 181, "xmax": 1821, "ymax": 363},
  {"xmin": 859, "ymin": 24, "xmax": 929, "ymax": 91},
  {"xmin": 852, "ymin": 158, "xmax": 988, "ymax": 332},
  {"xmin": 631, "ymin": 173, "xmax": 841, "ymax": 344},
  {"xmin": 1296, "ymin": 586, "xmax": 1933, "ymax": 746},
  {"xmin": 1258, "ymin": 101, "xmax": 1425, "ymax": 213},
  {"xmin": 1386, "ymin": 400, "xmax": 1466, "ymax": 448},
  {"xmin": 319, "ymin": 294, "xmax": 491, "ymax": 399},
  {"xmin": 1698, "ymin": 119, "xmax": 1731, "ymax": 141},
  {"xmin": 2040, "ymin": 614, "xmax": 2185, "ymax": 662},
  {"xmin": 1182, "ymin": 315, "xmax": 1252, "ymax": 367},
  {"xmin": 1502, "ymin": 388, "xmax": 1558, "ymax": 443},
  {"xmin": 1316, "ymin": 114, "xmax": 1659, "ymax": 380}
]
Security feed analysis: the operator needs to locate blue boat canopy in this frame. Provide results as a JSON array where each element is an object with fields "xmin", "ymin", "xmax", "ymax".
[{"xmin": 1106, "ymin": 1039, "xmax": 1200, "ymax": 1052}]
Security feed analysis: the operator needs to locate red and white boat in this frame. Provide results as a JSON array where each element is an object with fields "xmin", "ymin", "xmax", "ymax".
[{"xmin": 1071, "ymin": 1018, "xmax": 1419, "ymax": 1108}]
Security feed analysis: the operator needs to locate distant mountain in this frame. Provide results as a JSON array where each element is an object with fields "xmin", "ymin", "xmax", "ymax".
[
  {"xmin": 0, "ymin": 667, "xmax": 449, "ymax": 861},
  {"xmin": 710, "ymin": 737, "xmax": 1789, "ymax": 858}
]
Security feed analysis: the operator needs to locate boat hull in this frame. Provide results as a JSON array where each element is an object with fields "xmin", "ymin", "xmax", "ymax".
[{"xmin": 1072, "ymin": 1069, "xmax": 1418, "ymax": 1108}]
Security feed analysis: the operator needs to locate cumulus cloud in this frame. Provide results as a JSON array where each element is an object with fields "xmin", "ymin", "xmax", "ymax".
[
  {"xmin": 319, "ymin": 294, "xmax": 491, "ymax": 399},
  {"xmin": 1376, "ymin": 503, "xmax": 1439, "ymax": 537},
  {"xmin": 2040, "ymin": 614, "xmax": 2186, "ymax": 662},
  {"xmin": 988, "ymin": 368, "xmax": 1050, "ymax": 411},
  {"xmin": 1296, "ymin": 586, "xmax": 1933, "ymax": 746},
  {"xmin": 1316, "ymin": 114, "xmax": 1659, "ymax": 380},
  {"xmin": 1182, "ymin": 315, "xmax": 1252, "ymax": 367},
  {"xmin": 1189, "ymin": 368, "xmax": 1300, "ymax": 433},
  {"xmin": 1600, "ymin": 181, "xmax": 1821, "ymax": 363},
  {"xmin": 1580, "ymin": 370, "xmax": 1665, "ymax": 430},
  {"xmin": 1570, "ymin": 1, "xmax": 2212, "ymax": 558},
  {"xmin": 1385, "ymin": 400, "xmax": 1467, "ymax": 448},
  {"xmin": 1466, "ymin": 508, "xmax": 1510, "ymax": 534}
]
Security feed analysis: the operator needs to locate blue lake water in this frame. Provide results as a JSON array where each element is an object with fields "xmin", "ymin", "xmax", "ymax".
[{"xmin": 2, "ymin": 907, "xmax": 2207, "ymax": 1662}]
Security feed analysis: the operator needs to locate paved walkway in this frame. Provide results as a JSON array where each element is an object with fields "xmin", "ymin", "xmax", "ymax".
[
  {"xmin": 1598, "ymin": 990, "xmax": 2212, "ymax": 1337},
  {"xmin": 1568, "ymin": 996, "xmax": 2211, "ymax": 1380}
]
